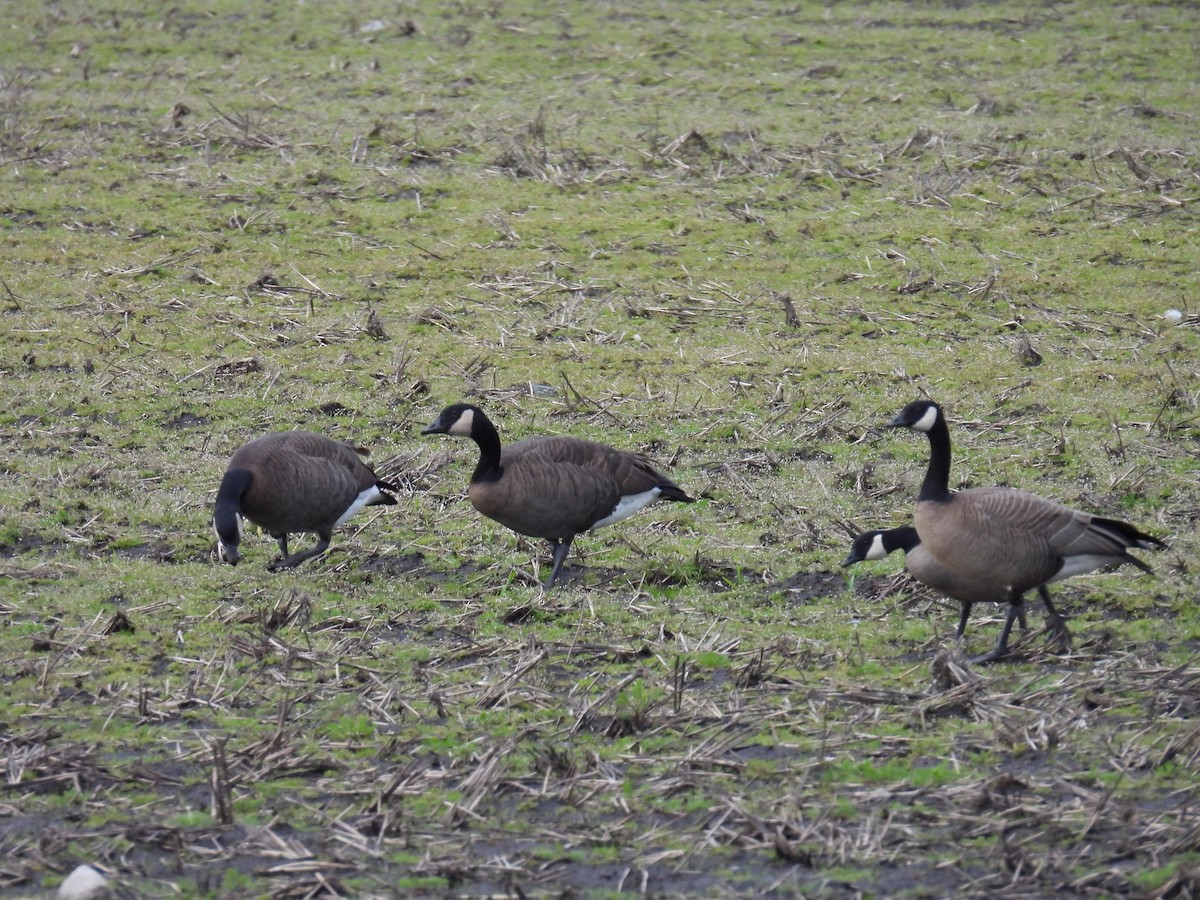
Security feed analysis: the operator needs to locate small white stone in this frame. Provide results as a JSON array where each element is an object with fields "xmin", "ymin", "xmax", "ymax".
[
  {"xmin": 58, "ymin": 864, "xmax": 109, "ymax": 900},
  {"xmin": 1164, "ymin": 308, "xmax": 1184, "ymax": 323}
]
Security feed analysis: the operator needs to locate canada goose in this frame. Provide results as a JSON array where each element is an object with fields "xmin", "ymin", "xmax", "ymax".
[
  {"xmin": 888, "ymin": 399, "xmax": 1165, "ymax": 662},
  {"xmin": 421, "ymin": 403, "xmax": 695, "ymax": 588},
  {"xmin": 841, "ymin": 526, "xmax": 1031, "ymax": 639},
  {"xmin": 213, "ymin": 431, "xmax": 398, "ymax": 570}
]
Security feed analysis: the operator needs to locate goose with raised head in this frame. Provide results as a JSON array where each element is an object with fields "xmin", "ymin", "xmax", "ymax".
[
  {"xmin": 842, "ymin": 525, "xmax": 1032, "ymax": 640},
  {"xmin": 422, "ymin": 403, "xmax": 696, "ymax": 588},
  {"xmin": 213, "ymin": 431, "xmax": 398, "ymax": 570},
  {"xmin": 887, "ymin": 400, "xmax": 1165, "ymax": 662}
]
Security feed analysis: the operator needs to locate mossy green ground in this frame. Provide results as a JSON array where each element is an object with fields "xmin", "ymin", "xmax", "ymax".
[{"xmin": 2, "ymin": 2, "xmax": 1198, "ymax": 896}]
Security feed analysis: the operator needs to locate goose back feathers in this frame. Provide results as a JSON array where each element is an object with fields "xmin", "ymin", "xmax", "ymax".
[
  {"xmin": 888, "ymin": 399, "xmax": 1164, "ymax": 661},
  {"xmin": 213, "ymin": 430, "xmax": 398, "ymax": 570},
  {"xmin": 422, "ymin": 403, "xmax": 695, "ymax": 588}
]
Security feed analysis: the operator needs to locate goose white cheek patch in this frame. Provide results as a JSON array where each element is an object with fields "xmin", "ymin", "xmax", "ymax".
[
  {"xmin": 448, "ymin": 408, "xmax": 475, "ymax": 436},
  {"xmin": 912, "ymin": 405, "xmax": 939, "ymax": 432},
  {"xmin": 867, "ymin": 533, "xmax": 888, "ymax": 560},
  {"xmin": 214, "ymin": 513, "xmax": 244, "ymax": 559}
]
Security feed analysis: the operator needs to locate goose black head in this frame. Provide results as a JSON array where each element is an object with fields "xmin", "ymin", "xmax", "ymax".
[
  {"xmin": 213, "ymin": 512, "xmax": 244, "ymax": 565},
  {"xmin": 841, "ymin": 527, "xmax": 920, "ymax": 567},
  {"xmin": 841, "ymin": 530, "xmax": 890, "ymax": 567},
  {"xmin": 888, "ymin": 400, "xmax": 942, "ymax": 433},
  {"xmin": 844, "ymin": 532, "xmax": 902, "ymax": 566},
  {"xmin": 422, "ymin": 403, "xmax": 480, "ymax": 438}
]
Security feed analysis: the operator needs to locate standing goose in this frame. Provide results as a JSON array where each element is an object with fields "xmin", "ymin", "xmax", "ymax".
[
  {"xmin": 888, "ymin": 400, "xmax": 1165, "ymax": 662},
  {"xmin": 421, "ymin": 403, "xmax": 696, "ymax": 588},
  {"xmin": 841, "ymin": 526, "xmax": 1031, "ymax": 641},
  {"xmin": 213, "ymin": 431, "xmax": 398, "ymax": 570}
]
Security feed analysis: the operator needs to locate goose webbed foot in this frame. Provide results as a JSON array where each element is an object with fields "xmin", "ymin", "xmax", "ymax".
[
  {"xmin": 268, "ymin": 534, "xmax": 331, "ymax": 571},
  {"xmin": 1044, "ymin": 620, "xmax": 1072, "ymax": 654},
  {"xmin": 969, "ymin": 599, "xmax": 1025, "ymax": 665},
  {"xmin": 969, "ymin": 644, "xmax": 1010, "ymax": 665},
  {"xmin": 1038, "ymin": 586, "xmax": 1072, "ymax": 652},
  {"xmin": 268, "ymin": 552, "xmax": 312, "ymax": 572}
]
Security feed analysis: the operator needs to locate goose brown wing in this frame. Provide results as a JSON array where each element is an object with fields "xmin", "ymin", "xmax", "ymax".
[
  {"xmin": 280, "ymin": 432, "xmax": 391, "ymax": 494},
  {"xmin": 470, "ymin": 449, "xmax": 621, "ymax": 540},
  {"xmin": 601, "ymin": 447, "xmax": 691, "ymax": 500},
  {"xmin": 503, "ymin": 435, "xmax": 621, "ymax": 470},
  {"xmin": 971, "ymin": 487, "xmax": 1148, "ymax": 560},
  {"xmin": 508, "ymin": 436, "xmax": 690, "ymax": 498},
  {"xmin": 286, "ymin": 433, "xmax": 398, "ymax": 500}
]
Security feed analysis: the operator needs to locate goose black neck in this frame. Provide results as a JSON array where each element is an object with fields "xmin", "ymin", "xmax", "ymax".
[
  {"xmin": 213, "ymin": 468, "xmax": 253, "ymax": 536},
  {"xmin": 917, "ymin": 415, "xmax": 953, "ymax": 502},
  {"xmin": 890, "ymin": 526, "xmax": 921, "ymax": 553},
  {"xmin": 469, "ymin": 414, "xmax": 504, "ymax": 484}
]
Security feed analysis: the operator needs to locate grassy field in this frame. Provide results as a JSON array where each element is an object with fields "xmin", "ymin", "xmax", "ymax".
[{"xmin": 2, "ymin": 1, "xmax": 1198, "ymax": 896}]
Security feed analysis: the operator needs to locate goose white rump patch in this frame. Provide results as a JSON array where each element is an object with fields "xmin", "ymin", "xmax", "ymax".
[
  {"xmin": 591, "ymin": 488, "xmax": 663, "ymax": 530},
  {"xmin": 334, "ymin": 485, "xmax": 387, "ymax": 527},
  {"xmin": 1051, "ymin": 553, "xmax": 1122, "ymax": 581}
]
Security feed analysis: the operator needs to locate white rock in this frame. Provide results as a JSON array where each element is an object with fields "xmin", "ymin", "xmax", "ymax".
[{"xmin": 57, "ymin": 864, "xmax": 109, "ymax": 900}]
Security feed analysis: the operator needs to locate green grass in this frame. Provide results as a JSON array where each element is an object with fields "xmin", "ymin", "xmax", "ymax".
[{"xmin": 2, "ymin": 0, "xmax": 1198, "ymax": 897}]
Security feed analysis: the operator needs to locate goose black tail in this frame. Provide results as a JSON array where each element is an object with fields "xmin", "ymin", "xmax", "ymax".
[
  {"xmin": 660, "ymin": 484, "xmax": 696, "ymax": 504},
  {"xmin": 1093, "ymin": 515, "xmax": 1167, "ymax": 552}
]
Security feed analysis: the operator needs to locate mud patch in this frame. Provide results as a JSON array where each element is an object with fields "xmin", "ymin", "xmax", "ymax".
[
  {"xmin": 109, "ymin": 541, "xmax": 178, "ymax": 562},
  {"xmin": 357, "ymin": 552, "xmax": 430, "ymax": 577},
  {"xmin": 769, "ymin": 569, "xmax": 857, "ymax": 601},
  {"xmin": 164, "ymin": 411, "xmax": 209, "ymax": 429}
]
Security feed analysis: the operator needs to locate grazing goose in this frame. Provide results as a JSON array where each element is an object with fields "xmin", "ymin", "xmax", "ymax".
[
  {"xmin": 422, "ymin": 403, "xmax": 695, "ymax": 588},
  {"xmin": 841, "ymin": 526, "xmax": 1031, "ymax": 640},
  {"xmin": 213, "ymin": 431, "xmax": 398, "ymax": 570},
  {"xmin": 888, "ymin": 400, "xmax": 1165, "ymax": 662}
]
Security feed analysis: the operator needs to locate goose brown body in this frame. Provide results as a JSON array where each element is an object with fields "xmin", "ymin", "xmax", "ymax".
[
  {"xmin": 888, "ymin": 400, "xmax": 1164, "ymax": 661},
  {"xmin": 842, "ymin": 526, "xmax": 1032, "ymax": 637},
  {"xmin": 914, "ymin": 486, "xmax": 1156, "ymax": 593},
  {"xmin": 213, "ymin": 431, "xmax": 398, "ymax": 570},
  {"xmin": 423, "ymin": 403, "xmax": 695, "ymax": 588}
]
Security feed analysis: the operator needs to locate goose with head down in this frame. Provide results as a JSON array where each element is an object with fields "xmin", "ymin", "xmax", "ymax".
[
  {"xmin": 213, "ymin": 430, "xmax": 397, "ymax": 570},
  {"xmin": 842, "ymin": 525, "xmax": 1032, "ymax": 640},
  {"xmin": 887, "ymin": 400, "xmax": 1165, "ymax": 662}
]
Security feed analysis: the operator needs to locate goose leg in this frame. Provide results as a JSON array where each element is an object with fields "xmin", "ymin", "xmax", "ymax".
[
  {"xmin": 955, "ymin": 602, "xmax": 973, "ymax": 639},
  {"xmin": 1039, "ymin": 586, "xmax": 1072, "ymax": 652},
  {"xmin": 543, "ymin": 537, "xmax": 574, "ymax": 589},
  {"xmin": 270, "ymin": 530, "xmax": 332, "ymax": 571},
  {"xmin": 971, "ymin": 595, "xmax": 1025, "ymax": 664}
]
